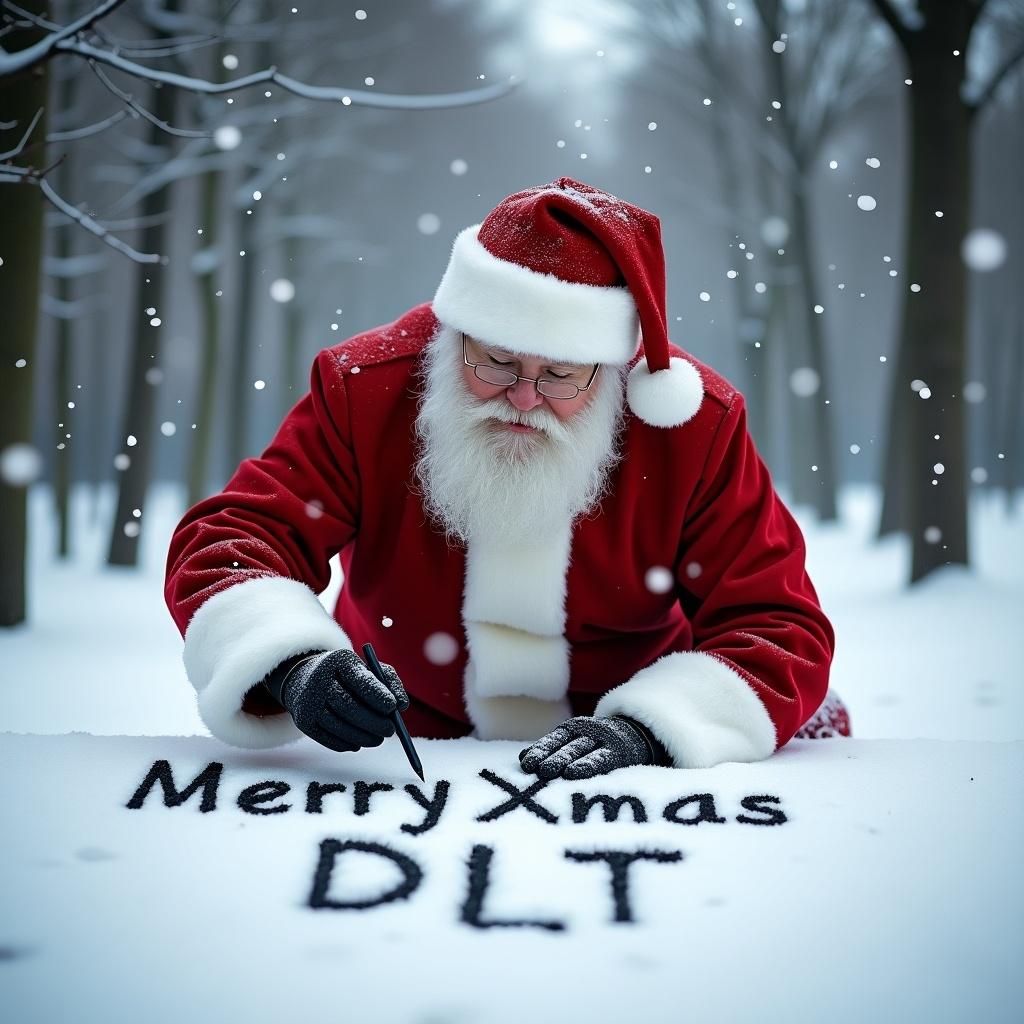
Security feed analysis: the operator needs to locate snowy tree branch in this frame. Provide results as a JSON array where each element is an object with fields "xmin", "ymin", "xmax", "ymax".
[
  {"xmin": 47, "ymin": 108, "xmax": 128, "ymax": 142},
  {"xmin": 36, "ymin": 178, "xmax": 160, "ymax": 263},
  {"xmin": 42, "ymin": 293, "xmax": 108, "ymax": 318},
  {"xmin": 0, "ymin": 19, "xmax": 519, "ymax": 111},
  {"xmin": 89, "ymin": 24, "xmax": 221, "ymax": 61},
  {"xmin": 47, "ymin": 38, "xmax": 519, "ymax": 108},
  {"xmin": 88, "ymin": 59, "xmax": 211, "ymax": 138},
  {"xmin": 44, "ymin": 252, "xmax": 107, "ymax": 277},
  {"xmin": 968, "ymin": 34, "xmax": 1024, "ymax": 114},
  {"xmin": 45, "ymin": 208, "xmax": 170, "ymax": 231},
  {"xmin": 0, "ymin": 104, "xmax": 40, "ymax": 159},
  {"xmin": 0, "ymin": 0, "xmax": 60, "ymax": 32},
  {"xmin": 0, "ymin": 0, "xmax": 127, "ymax": 74},
  {"xmin": 866, "ymin": 0, "xmax": 914, "ymax": 51}
]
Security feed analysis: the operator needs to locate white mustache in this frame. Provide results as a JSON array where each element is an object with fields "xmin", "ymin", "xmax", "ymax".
[{"xmin": 465, "ymin": 395, "xmax": 571, "ymax": 441}]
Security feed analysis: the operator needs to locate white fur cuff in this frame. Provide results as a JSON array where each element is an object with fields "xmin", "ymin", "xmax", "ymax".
[
  {"xmin": 594, "ymin": 650, "xmax": 777, "ymax": 768},
  {"xmin": 182, "ymin": 575, "xmax": 354, "ymax": 749}
]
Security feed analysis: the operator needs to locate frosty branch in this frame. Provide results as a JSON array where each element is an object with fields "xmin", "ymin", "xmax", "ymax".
[
  {"xmin": 968, "ymin": 33, "xmax": 1024, "ymax": 114},
  {"xmin": 0, "ymin": 2, "xmax": 518, "ymax": 111},
  {"xmin": 37, "ymin": 178, "xmax": 160, "ymax": 262},
  {"xmin": 88, "ymin": 58, "xmax": 211, "ymax": 139}
]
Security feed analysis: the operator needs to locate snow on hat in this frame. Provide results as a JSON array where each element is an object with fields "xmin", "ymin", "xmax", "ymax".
[{"xmin": 431, "ymin": 176, "xmax": 703, "ymax": 428}]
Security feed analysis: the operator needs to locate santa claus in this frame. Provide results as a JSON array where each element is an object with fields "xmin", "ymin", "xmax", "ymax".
[{"xmin": 164, "ymin": 176, "xmax": 851, "ymax": 782}]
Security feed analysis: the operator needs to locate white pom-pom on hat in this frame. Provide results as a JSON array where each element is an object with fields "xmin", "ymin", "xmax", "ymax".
[{"xmin": 627, "ymin": 356, "xmax": 704, "ymax": 428}]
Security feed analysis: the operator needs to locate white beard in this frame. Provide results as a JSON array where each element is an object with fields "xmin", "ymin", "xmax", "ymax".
[{"xmin": 411, "ymin": 324, "xmax": 628, "ymax": 547}]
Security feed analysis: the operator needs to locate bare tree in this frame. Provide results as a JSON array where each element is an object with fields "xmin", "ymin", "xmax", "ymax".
[
  {"xmin": 618, "ymin": 0, "xmax": 889, "ymax": 517},
  {"xmin": 868, "ymin": 0, "xmax": 1024, "ymax": 582},
  {"xmin": 0, "ymin": 0, "xmax": 47, "ymax": 626},
  {"xmin": 0, "ymin": 0, "xmax": 517, "ymax": 622}
]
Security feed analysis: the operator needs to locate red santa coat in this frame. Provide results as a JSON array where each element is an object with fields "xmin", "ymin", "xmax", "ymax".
[{"xmin": 164, "ymin": 303, "xmax": 835, "ymax": 768}]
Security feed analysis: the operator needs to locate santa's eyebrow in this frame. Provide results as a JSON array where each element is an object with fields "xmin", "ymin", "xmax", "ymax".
[{"xmin": 481, "ymin": 345, "xmax": 585, "ymax": 372}]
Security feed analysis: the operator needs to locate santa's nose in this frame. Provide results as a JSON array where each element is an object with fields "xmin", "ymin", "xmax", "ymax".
[{"xmin": 505, "ymin": 377, "xmax": 544, "ymax": 412}]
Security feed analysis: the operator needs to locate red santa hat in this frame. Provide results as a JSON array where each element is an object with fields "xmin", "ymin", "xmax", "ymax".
[{"xmin": 431, "ymin": 176, "xmax": 703, "ymax": 428}]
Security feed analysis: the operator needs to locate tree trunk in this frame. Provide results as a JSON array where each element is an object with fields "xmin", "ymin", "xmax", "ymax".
[
  {"xmin": 225, "ymin": 2, "xmax": 274, "ymax": 478},
  {"xmin": 788, "ymin": 183, "xmax": 839, "ymax": 520},
  {"xmin": 282, "ymin": 232, "xmax": 304, "ymax": 408},
  {"xmin": 1001, "ymin": 308, "xmax": 1023, "ymax": 511},
  {"xmin": 226, "ymin": 206, "xmax": 258, "ymax": 476},
  {"xmin": 0, "ymin": 5, "xmax": 48, "ymax": 627},
  {"xmin": 187, "ymin": 33, "xmax": 229, "ymax": 510},
  {"xmin": 188, "ymin": 164, "xmax": 223, "ymax": 509},
  {"xmin": 107, "ymin": 4, "xmax": 182, "ymax": 567},
  {"xmin": 901, "ymin": 17, "xmax": 972, "ymax": 580},
  {"xmin": 52, "ymin": 76, "xmax": 75, "ymax": 559},
  {"xmin": 759, "ymin": 0, "xmax": 837, "ymax": 517}
]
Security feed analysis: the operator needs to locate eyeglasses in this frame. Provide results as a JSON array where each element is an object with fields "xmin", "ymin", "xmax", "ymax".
[{"xmin": 462, "ymin": 333, "xmax": 600, "ymax": 400}]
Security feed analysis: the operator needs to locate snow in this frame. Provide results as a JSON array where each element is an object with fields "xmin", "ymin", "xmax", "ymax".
[
  {"xmin": 0, "ymin": 443, "xmax": 43, "ymax": 486},
  {"xmin": 1, "ymin": 733, "xmax": 1020, "ymax": 1022},
  {"xmin": 2, "ymin": 482, "xmax": 1023, "ymax": 1020},
  {"xmin": 789, "ymin": 366, "xmax": 820, "ymax": 396},
  {"xmin": 962, "ymin": 229, "xmax": 1007, "ymax": 272}
]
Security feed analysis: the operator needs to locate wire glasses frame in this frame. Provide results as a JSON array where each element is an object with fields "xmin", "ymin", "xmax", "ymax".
[{"xmin": 462, "ymin": 332, "xmax": 600, "ymax": 400}]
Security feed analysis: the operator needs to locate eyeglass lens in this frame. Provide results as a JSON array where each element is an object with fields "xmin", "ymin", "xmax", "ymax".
[{"xmin": 473, "ymin": 365, "xmax": 580, "ymax": 399}]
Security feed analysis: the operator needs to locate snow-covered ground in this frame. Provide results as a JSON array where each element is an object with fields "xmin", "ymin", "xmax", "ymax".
[{"xmin": 2, "ymin": 481, "xmax": 1022, "ymax": 1023}]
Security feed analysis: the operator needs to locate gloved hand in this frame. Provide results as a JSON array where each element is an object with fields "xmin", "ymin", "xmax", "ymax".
[
  {"xmin": 518, "ymin": 714, "xmax": 666, "ymax": 781},
  {"xmin": 264, "ymin": 649, "xmax": 410, "ymax": 754}
]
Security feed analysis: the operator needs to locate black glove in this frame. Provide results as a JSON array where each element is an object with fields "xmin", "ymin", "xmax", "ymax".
[
  {"xmin": 518, "ymin": 715, "xmax": 670, "ymax": 781},
  {"xmin": 262, "ymin": 649, "xmax": 410, "ymax": 754}
]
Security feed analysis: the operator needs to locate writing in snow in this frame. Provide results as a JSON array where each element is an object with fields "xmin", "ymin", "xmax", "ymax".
[{"xmin": 123, "ymin": 759, "xmax": 791, "ymax": 928}]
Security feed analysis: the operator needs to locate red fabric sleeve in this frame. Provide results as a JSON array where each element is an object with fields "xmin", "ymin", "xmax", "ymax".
[
  {"xmin": 676, "ymin": 391, "xmax": 835, "ymax": 747},
  {"xmin": 164, "ymin": 347, "xmax": 359, "ymax": 639}
]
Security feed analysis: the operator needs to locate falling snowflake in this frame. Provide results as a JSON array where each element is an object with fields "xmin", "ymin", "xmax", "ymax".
[
  {"xmin": 856, "ymin": 196, "xmax": 877, "ymax": 211},
  {"xmin": 789, "ymin": 367, "xmax": 820, "ymax": 397},
  {"xmin": 644, "ymin": 566, "xmax": 674, "ymax": 594},
  {"xmin": 760, "ymin": 217, "xmax": 789, "ymax": 247},
  {"xmin": 0, "ymin": 443, "xmax": 42, "ymax": 486},
  {"xmin": 424, "ymin": 632, "xmax": 459, "ymax": 666},
  {"xmin": 961, "ymin": 229, "xmax": 1007, "ymax": 272},
  {"xmin": 270, "ymin": 279, "xmax": 295, "ymax": 303},
  {"xmin": 214, "ymin": 126, "xmax": 241, "ymax": 151},
  {"xmin": 417, "ymin": 214, "xmax": 441, "ymax": 235}
]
